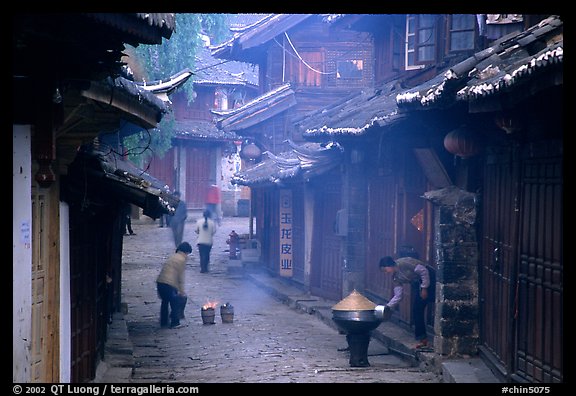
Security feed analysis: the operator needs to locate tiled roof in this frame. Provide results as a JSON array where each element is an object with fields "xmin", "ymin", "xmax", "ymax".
[
  {"xmin": 210, "ymin": 14, "xmax": 313, "ymax": 62},
  {"xmin": 456, "ymin": 41, "xmax": 562, "ymax": 101},
  {"xmin": 174, "ymin": 120, "xmax": 237, "ymax": 141},
  {"xmin": 193, "ymin": 46, "xmax": 258, "ymax": 87},
  {"xmin": 136, "ymin": 13, "xmax": 176, "ymax": 32},
  {"xmin": 81, "ymin": 75, "xmax": 169, "ymax": 129},
  {"xmin": 67, "ymin": 145, "xmax": 180, "ymax": 219},
  {"xmin": 137, "ymin": 68, "xmax": 193, "ymax": 96},
  {"xmin": 213, "ymin": 83, "xmax": 296, "ymax": 131},
  {"xmin": 85, "ymin": 13, "xmax": 175, "ymax": 44},
  {"xmin": 396, "ymin": 15, "xmax": 563, "ymax": 109},
  {"xmin": 232, "ymin": 141, "xmax": 343, "ymax": 186},
  {"xmin": 297, "ymin": 80, "xmax": 405, "ymax": 138}
]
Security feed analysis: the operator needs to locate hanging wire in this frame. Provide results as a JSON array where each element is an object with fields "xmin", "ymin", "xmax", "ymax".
[{"xmin": 283, "ymin": 32, "xmax": 334, "ymax": 75}]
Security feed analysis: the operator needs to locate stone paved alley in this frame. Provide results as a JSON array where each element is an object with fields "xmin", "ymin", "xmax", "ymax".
[{"xmin": 100, "ymin": 215, "xmax": 443, "ymax": 383}]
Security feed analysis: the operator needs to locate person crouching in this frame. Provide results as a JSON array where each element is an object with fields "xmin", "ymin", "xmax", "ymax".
[{"xmin": 156, "ymin": 242, "xmax": 192, "ymax": 329}]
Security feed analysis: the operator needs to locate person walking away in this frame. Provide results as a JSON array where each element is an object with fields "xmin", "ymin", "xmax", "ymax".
[
  {"xmin": 156, "ymin": 242, "xmax": 192, "ymax": 328},
  {"xmin": 121, "ymin": 201, "xmax": 135, "ymax": 236},
  {"xmin": 169, "ymin": 191, "xmax": 187, "ymax": 248},
  {"xmin": 379, "ymin": 245, "xmax": 433, "ymax": 349},
  {"xmin": 195, "ymin": 210, "xmax": 217, "ymax": 273},
  {"xmin": 159, "ymin": 185, "xmax": 172, "ymax": 228},
  {"xmin": 205, "ymin": 184, "xmax": 221, "ymax": 225}
]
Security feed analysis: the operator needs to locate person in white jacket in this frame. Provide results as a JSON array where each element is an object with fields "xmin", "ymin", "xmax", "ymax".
[
  {"xmin": 195, "ymin": 210, "xmax": 217, "ymax": 273},
  {"xmin": 379, "ymin": 246, "xmax": 433, "ymax": 349}
]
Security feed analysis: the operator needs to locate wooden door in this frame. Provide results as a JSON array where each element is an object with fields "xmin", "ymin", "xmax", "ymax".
[
  {"xmin": 185, "ymin": 147, "xmax": 212, "ymax": 209},
  {"xmin": 480, "ymin": 140, "xmax": 563, "ymax": 383},
  {"xmin": 30, "ymin": 186, "xmax": 59, "ymax": 382},
  {"xmin": 69, "ymin": 208, "xmax": 110, "ymax": 382},
  {"xmin": 365, "ymin": 172, "xmax": 396, "ymax": 299},
  {"xmin": 145, "ymin": 148, "xmax": 176, "ymax": 190},
  {"xmin": 480, "ymin": 146, "xmax": 519, "ymax": 375},
  {"xmin": 310, "ymin": 171, "xmax": 343, "ymax": 300},
  {"xmin": 515, "ymin": 142, "xmax": 563, "ymax": 383},
  {"xmin": 30, "ymin": 192, "xmax": 48, "ymax": 381}
]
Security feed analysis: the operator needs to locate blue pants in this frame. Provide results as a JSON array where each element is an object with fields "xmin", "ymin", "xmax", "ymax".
[
  {"xmin": 157, "ymin": 282, "xmax": 181, "ymax": 327},
  {"xmin": 412, "ymin": 292, "xmax": 429, "ymax": 341},
  {"xmin": 170, "ymin": 221, "xmax": 185, "ymax": 248},
  {"xmin": 198, "ymin": 243, "xmax": 213, "ymax": 273}
]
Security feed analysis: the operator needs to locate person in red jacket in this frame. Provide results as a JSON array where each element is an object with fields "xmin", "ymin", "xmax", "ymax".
[{"xmin": 205, "ymin": 184, "xmax": 221, "ymax": 225}]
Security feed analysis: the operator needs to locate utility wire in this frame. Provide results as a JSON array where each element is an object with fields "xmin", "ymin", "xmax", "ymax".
[{"xmin": 283, "ymin": 32, "xmax": 334, "ymax": 75}]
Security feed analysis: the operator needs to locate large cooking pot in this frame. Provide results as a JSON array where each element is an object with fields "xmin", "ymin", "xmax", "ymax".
[{"xmin": 331, "ymin": 290, "xmax": 390, "ymax": 334}]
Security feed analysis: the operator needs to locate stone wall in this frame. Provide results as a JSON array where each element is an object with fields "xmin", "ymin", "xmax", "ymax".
[{"xmin": 425, "ymin": 186, "xmax": 479, "ymax": 357}]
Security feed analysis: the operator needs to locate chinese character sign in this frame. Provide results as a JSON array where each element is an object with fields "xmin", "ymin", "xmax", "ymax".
[{"xmin": 279, "ymin": 189, "xmax": 293, "ymax": 277}]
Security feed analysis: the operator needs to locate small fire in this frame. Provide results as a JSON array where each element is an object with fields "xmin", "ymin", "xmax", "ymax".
[{"xmin": 202, "ymin": 300, "xmax": 219, "ymax": 310}]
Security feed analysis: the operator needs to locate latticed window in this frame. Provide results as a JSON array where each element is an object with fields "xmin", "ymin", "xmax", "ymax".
[{"xmin": 405, "ymin": 14, "xmax": 437, "ymax": 70}]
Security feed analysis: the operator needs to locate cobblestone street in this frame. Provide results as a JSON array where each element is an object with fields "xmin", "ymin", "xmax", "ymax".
[{"xmin": 116, "ymin": 216, "xmax": 442, "ymax": 383}]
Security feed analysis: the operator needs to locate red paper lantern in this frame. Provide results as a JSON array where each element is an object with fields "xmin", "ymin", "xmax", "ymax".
[{"xmin": 443, "ymin": 127, "xmax": 481, "ymax": 158}]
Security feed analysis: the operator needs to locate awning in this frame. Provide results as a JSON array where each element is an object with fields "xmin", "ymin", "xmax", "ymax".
[
  {"xmin": 231, "ymin": 140, "xmax": 343, "ymax": 187},
  {"xmin": 396, "ymin": 15, "xmax": 563, "ymax": 111},
  {"xmin": 296, "ymin": 80, "xmax": 406, "ymax": 139},
  {"xmin": 212, "ymin": 83, "xmax": 296, "ymax": 132},
  {"xmin": 63, "ymin": 145, "xmax": 179, "ymax": 219}
]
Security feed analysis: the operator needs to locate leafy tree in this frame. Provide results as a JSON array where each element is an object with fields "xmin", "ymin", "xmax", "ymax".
[{"xmin": 124, "ymin": 13, "xmax": 229, "ymax": 164}]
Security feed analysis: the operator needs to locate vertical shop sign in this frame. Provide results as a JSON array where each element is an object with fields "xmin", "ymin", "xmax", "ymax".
[{"xmin": 279, "ymin": 189, "xmax": 293, "ymax": 277}]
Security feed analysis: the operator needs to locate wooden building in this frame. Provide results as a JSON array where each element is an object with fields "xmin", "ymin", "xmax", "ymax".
[
  {"xmin": 214, "ymin": 14, "xmax": 563, "ymax": 383},
  {"xmin": 13, "ymin": 13, "xmax": 183, "ymax": 382},
  {"xmin": 143, "ymin": 44, "xmax": 259, "ymax": 215},
  {"xmin": 392, "ymin": 15, "xmax": 563, "ymax": 382}
]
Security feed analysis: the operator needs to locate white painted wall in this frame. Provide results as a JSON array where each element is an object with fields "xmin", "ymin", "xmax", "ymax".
[
  {"xmin": 221, "ymin": 149, "xmax": 241, "ymax": 192},
  {"xmin": 59, "ymin": 202, "xmax": 71, "ymax": 383},
  {"xmin": 13, "ymin": 125, "xmax": 32, "ymax": 383}
]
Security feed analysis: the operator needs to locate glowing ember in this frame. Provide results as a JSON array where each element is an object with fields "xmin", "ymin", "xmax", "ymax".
[{"xmin": 202, "ymin": 300, "xmax": 219, "ymax": 310}]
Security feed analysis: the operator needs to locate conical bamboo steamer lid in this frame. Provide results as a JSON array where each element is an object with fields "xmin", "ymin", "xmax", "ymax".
[{"xmin": 332, "ymin": 289, "xmax": 376, "ymax": 311}]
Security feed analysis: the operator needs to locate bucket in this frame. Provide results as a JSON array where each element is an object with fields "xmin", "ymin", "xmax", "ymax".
[
  {"xmin": 201, "ymin": 307, "xmax": 215, "ymax": 325},
  {"xmin": 220, "ymin": 303, "xmax": 234, "ymax": 323}
]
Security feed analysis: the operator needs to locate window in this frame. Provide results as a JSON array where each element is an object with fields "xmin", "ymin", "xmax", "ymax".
[
  {"xmin": 288, "ymin": 50, "xmax": 324, "ymax": 87},
  {"xmin": 405, "ymin": 14, "xmax": 437, "ymax": 70},
  {"xmin": 336, "ymin": 60, "xmax": 363, "ymax": 79},
  {"xmin": 392, "ymin": 29, "xmax": 402, "ymax": 71},
  {"xmin": 449, "ymin": 14, "xmax": 476, "ymax": 51},
  {"xmin": 214, "ymin": 89, "xmax": 228, "ymax": 111}
]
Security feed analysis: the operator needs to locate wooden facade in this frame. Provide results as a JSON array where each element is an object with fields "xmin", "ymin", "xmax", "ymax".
[
  {"xmin": 217, "ymin": 14, "xmax": 563, "ymax": 383},
  {"xmin": 309, "ymin": 169, "xmax": 343, "ymax": 300},
  {"xmin": 479, "ymin": 119, "xmax": 563, "ymax": 382},
  {"xmin": 13, "ymin": 13, "xmax": 179, "ymax": 383},
  {"xmin": 144, "ymin": 61, "xmax": 258, "ymax": 213}
]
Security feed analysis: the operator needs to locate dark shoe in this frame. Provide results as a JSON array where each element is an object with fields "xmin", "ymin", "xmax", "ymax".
[{"xmin": 130, "ymin": 232, "xmax": 136, "ymax": 235}]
